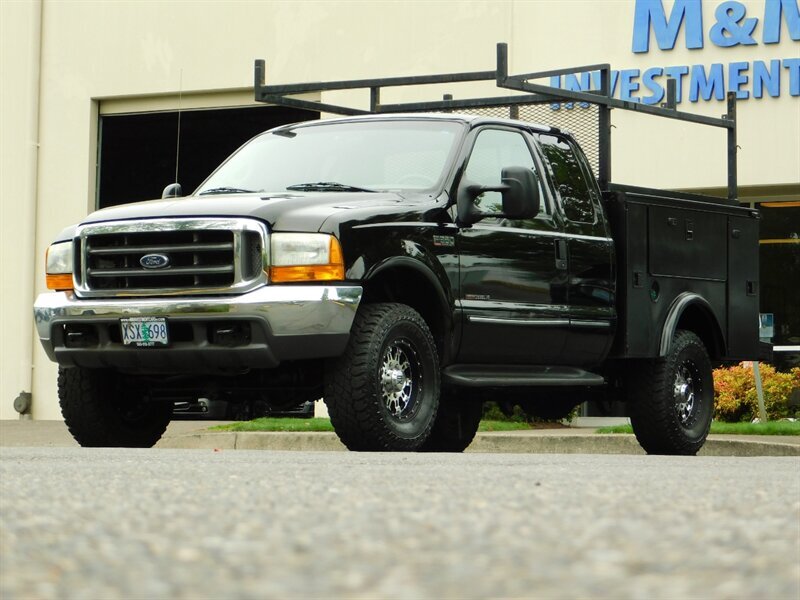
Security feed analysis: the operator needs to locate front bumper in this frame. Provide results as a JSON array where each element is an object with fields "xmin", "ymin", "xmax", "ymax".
[{"xmin": 34, "ymin": 285, "xmax": 362, "ymax": 373}]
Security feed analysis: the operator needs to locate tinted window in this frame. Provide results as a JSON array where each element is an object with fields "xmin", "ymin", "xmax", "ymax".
[
  {"xmin": 538, "ymin": 134, "xmax": 595, "ymax": 224},
  {"xmin": 465, "ymin": 129, "xmax": 546, "ymax": 215}
]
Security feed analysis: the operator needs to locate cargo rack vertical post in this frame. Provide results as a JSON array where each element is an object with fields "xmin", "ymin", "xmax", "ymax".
[{"xmin": 254, "ymin": 42, "xmax": 738, "ymax": 202}]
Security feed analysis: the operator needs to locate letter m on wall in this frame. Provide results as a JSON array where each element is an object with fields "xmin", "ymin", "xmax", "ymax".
[{"xmin": 632, "ymin": 0, "xmax": 704, "ymax": 53}]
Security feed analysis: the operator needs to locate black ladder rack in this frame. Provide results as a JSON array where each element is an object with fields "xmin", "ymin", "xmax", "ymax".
[{"xmin": 254, "ymin": 42, "xmax": 738, "ymax": 202}]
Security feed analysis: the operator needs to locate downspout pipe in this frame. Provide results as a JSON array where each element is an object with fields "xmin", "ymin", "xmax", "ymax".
[{"xmin": 21, "ymin": 0, "xmax": 44, "ymax": 419}]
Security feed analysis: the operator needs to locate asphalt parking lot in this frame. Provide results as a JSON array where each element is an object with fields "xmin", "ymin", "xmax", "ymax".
[{"xmin": 1, "ymin": 447, "xmax": 799, "ymax": 599}]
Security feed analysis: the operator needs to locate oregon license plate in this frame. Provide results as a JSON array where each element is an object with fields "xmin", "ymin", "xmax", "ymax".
[{"xmin": 120, "ymin": 317, "xmax": 169, "ymax": 347}]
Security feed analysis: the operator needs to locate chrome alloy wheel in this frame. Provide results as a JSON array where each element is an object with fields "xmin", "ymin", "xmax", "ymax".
[
  {"xmin": 380, "ymin": 340, "xmax": 419, "ymax": 420},
  {"xmin": 674, "ymin": 361, "xmax": 699, "ymax": 425}
]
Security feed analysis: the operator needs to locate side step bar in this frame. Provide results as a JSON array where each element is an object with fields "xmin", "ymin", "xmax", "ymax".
[{"xmin": 443, "ymin": 365, "xmax": 605, "ymax": 387}]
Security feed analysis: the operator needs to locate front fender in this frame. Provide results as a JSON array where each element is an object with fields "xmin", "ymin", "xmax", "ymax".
[{"xmin": 368, "ymin": 254, "xmax": 452, "ymax": 316}]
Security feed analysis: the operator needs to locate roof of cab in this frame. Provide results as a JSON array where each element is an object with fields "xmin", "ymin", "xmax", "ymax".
[{"xmin": 269, "ymin": 112, "xmax": 564, "ymax": 137}]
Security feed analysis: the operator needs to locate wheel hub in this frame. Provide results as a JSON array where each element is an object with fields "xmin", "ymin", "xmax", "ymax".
[
  {"xmin": 381, "ymin": 342, "xmax": 416, "ymax": 418},
  {"xmin": 674, "ymin": 362, "xmax": 697, "ymax": 424}
]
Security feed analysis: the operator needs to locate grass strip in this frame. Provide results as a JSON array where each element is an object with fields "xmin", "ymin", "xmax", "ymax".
[
  {"xmin": 477, "ymin": 420, "xmax": 541, "ymax": 432},
  {"xmin": 597, "ymin": 421, "xmax": 800, "ymax": 436},
  {"xmin": 211, "ymin": 418, "xmax": 536, "ymax": 433},
  {"xmin": 211, "ymin": 418, "xmax": 335, "ymax": 432}
]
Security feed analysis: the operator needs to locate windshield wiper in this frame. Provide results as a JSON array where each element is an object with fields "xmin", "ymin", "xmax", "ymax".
[
  {"xmin": 199, "ymin": 187, "xmax": 260, "ymax": 195},
  {"xmin": 285, "ymin": 181, "xmax": 377, "ymax": 193}
]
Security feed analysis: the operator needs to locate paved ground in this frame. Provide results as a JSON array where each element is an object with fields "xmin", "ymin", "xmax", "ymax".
[
  {"xmin": 1, "ymin": 419, "xmax": 798, "ymax": 456},
  {"xmin": 1, "ymin": 448, "xmax": 798, "ymax": 599},
  {"xmin": 0, "ymin": 419, "xmax": 232, "ymax": 448}
]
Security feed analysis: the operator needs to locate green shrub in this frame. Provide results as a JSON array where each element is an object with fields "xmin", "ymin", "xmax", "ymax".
[
  {"xmin": 481, "ymin": 400, "xmax": 577, "ymax": 424},
  {"xmin": 713, "ymin": 363, "xmax": 800, "ymax": 422},
  {"xmin": 482, "ymin": 401, "xmax": 529, "ymax": 423}
]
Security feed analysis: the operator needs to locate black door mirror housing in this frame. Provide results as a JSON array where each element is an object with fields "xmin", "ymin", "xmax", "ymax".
[
  {"xmin": 500, "ymin": 166, "xmax": 540, "ymax": 219},
  {"xmin": 162, "ymin": 183, "xmax": 183, "ymax": 199},
  {"xmin": 456, "ymin": 166, "xmax": 540, "ymax": 226}
]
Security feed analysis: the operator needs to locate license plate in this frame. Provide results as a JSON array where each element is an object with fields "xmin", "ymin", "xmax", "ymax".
[{"xmin": 120, "ymin": 317, "xmax": 169, "ymax": 347}]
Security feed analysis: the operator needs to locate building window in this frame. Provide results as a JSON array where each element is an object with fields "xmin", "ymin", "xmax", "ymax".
[{"xmin": 758, "ymin": 201, "xmax": 800, "ymax": 368}]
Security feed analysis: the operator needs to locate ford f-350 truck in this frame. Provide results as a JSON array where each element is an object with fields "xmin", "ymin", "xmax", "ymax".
[{"xmin": 33, "ymin": 45, "xmax": 763, "ymax": 454}]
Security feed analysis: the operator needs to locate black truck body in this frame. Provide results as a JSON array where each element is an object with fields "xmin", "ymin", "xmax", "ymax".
[{"xmin": 34, "ymin": 45, "xmax": 763, "ymax": 454}]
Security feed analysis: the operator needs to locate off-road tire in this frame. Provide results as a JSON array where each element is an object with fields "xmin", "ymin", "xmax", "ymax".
[
  {"xmin": 324, "ymin": 303, "xmax": 440, "ymax": 451},
  {"xmin": 418, "ymin": 390, "xmax": 482, "ymax": 452},
  {"xmin": 58, "ymin": 367, "xmax": 172, "ymax": 448},
  {"xmin": 628, "ymin": 330, "xmax": 714, "ymax": 455}
]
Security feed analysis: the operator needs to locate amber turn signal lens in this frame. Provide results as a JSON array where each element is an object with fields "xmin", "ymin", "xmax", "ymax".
[
  {"xmin": 269, "ymin": 264, "xmax": 345, "ymax": 282},
  {"xmin": 46, "ymin": 273, "xmax": 74, "ymax": 291}
]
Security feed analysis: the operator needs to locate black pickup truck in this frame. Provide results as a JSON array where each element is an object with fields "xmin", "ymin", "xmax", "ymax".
[{"xmin": 34, "ymin": 47, "xmax": 762, "ymax": 454}]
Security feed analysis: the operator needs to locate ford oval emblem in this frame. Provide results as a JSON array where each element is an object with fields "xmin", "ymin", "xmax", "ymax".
[{"xmin": 140, "ymin": 253, "xmax": 170, "ymax": 269}]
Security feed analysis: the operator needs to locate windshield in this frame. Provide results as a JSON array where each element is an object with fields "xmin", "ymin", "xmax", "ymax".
[{"xmin": 196, "ymin": 119, "xmax": 465, "ymax": 195}]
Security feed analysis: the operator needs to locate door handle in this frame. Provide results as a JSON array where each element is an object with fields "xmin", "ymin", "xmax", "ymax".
[{"xmin": 554, "ymin": 239, "xmax": 568, "ymax": 270}]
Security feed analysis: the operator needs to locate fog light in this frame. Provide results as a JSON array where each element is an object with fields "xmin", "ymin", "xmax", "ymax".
[
  {"xmin": 64, "ymin": 324, "xmax": 98, "ymax": 348},
  {"xmin": 210, "ymin": 323, "xmax": 251, "ymax": 347}
]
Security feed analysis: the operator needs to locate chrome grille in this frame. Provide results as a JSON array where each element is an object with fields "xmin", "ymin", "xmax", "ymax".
[
  {"xmin": 75, "ymin": 218, "xmax": 268, "ymax": 298},
  {"xmin": 86, "ymin": 229, "xmax": 234, "ymax": 290}
]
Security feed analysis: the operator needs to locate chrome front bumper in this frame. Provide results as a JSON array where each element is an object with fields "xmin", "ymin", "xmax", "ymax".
[{"xmin": 34, "ymin": 285, "xmax": 363, "ymax": 371}]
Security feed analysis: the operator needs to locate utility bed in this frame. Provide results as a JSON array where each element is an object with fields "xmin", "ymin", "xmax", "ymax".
[{"xmin": 605, "ymin": 184, "xmax": 760, "ymax": 361}]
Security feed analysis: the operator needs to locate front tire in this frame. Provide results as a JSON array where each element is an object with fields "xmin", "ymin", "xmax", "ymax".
[
  {"xmin": 324, "ymin": 303, "xmax": 440, "ymax": 451},
  {"xmin": 628, "ymin": 330, "xmax": 714, "ymax": 455},
  {"xmin": 58, "ymin": 367, "xmax": 172, "ymax": 448}
]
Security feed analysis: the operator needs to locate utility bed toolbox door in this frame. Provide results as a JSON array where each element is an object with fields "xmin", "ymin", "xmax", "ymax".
[
  {"xmin": 726, "ymin": 215, "xmax": 760, "ymax": 358},
  {"xmin": 648, "ymin": 206, "xmax": 727, "ymax": 281}
]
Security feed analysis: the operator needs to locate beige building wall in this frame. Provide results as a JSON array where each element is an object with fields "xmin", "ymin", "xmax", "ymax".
[
  {"xmin": 1, "ymin": 0, "xmax": 43, "ymax": 420},
  {"xmin": 1, "ymin": 0, "xmax": 798, "ymax": 419}
]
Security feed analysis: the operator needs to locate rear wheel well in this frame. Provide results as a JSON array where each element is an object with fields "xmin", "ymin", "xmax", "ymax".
[
  {"xmin": 360, "ymin": 267, "xmax": 449, "ymax": 362},
  {"xmin": 675, "ymin": 305, "xmax": 725, "ymax": 360}
]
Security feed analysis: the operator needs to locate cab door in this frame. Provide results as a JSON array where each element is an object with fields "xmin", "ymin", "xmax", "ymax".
[
  {"xmin": 536, "ymin": 132, "xmax": 616, "ymax": 366},
  {"xmin": 455, "ymin": 127, "xmax": 569, "ymax": 365}
]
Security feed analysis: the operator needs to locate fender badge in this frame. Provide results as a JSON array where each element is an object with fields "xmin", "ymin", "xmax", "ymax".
[{"xmin": 433, "ymin": 235, "xmax": 455, "ymax": 248}]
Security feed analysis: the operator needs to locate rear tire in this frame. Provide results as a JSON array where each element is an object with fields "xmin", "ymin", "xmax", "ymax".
[
  {"xmin": 628, "ymin": 330, "xmax": 714, "ymax": 455},
  {"xmin": 324, "ymin": 303, "xmax": 440, "ymax": 451},
  {"xmin": 58, "ymin": 367, "xmax": 172, "ymax": 448},
  {"xmin": 418, "ymin": 390, "xmax": 482, "ymax": 452}
]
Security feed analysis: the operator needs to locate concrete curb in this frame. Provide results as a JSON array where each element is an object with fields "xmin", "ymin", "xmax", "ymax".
[
  {"xmin": 158, "ymin": 431, "xmax": 800, "ymax": 456},
  {"xmin": 160, "ymin": 431, "xmax": 346, "ymax": 452},
  {"xmin": 1, "ymin": 421, "xmax": 796, "ymax": 456}
]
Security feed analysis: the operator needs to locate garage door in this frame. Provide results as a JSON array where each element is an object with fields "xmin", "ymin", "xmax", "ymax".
[{"xmin": 97, "ymin": 104, "xmax": 317, "ymax": 208}]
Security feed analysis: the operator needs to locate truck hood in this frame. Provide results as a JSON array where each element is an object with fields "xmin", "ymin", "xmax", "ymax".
[{"xmin": 80, "ymin": 191, "xmax": 417, "ymax": 232}]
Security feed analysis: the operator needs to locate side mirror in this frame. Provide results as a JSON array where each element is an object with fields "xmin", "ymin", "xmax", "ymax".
[
  {"xmin": 500, "ymin": 166, "xmax": 540, "ymax": 219},
  {"xmin": 162, "ymin": 183, "xmax": 183, "ymax": 199},
  {"xmin": 456, "ymin": 166, "xmax": 540, "ymax": 226}
]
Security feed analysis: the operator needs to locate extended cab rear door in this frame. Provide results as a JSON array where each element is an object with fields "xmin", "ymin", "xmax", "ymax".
[
  {"xmin": 455, "ymin": 126, "xmax": 570, "ymax": 365},
  {"xmin": 535, "ymin": 132, "xmax": 616, "ymax": 366}
]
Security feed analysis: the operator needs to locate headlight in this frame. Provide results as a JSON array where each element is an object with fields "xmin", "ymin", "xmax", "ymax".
[
  {"xmin": 269, "ymin": 233, "xmax": 345, "ymax": 283},
  {"xmin": 45, "ymin": 242, "xmax": 74, "ymax": 290}
]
